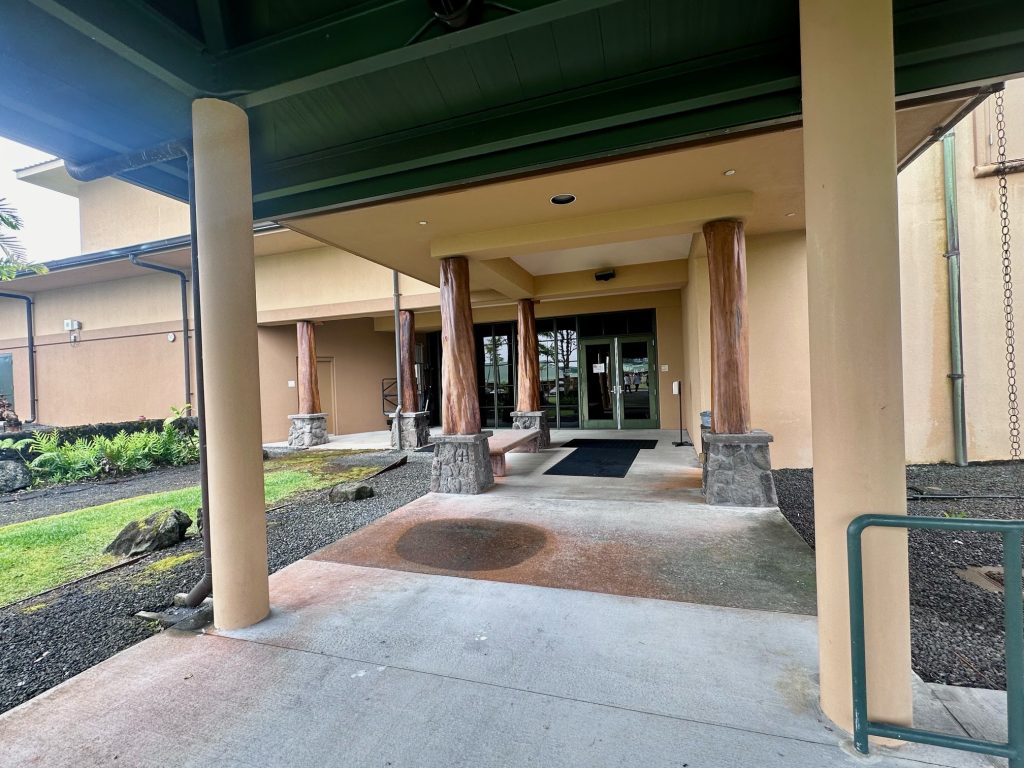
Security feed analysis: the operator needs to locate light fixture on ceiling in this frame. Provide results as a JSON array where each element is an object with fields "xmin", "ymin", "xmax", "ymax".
[
  {"xmin": 723, "ymin": 169, "xmax": 736, "ymax": 176},
  {"xmin": 785, "ymin": 212, "xmax": 797, "ymax": 217},
  {"xmin": 550, "ymin": 193, "xmax": 576, "ymax": 205},
  {"xmin": 418, "ymin": 220, "xmax": 428, "ymax": 225}
]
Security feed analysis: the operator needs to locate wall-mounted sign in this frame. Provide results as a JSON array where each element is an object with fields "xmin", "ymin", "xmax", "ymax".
[{"xmin": 592, "ymin": 363, "xmax": 605, "ymax": 373}]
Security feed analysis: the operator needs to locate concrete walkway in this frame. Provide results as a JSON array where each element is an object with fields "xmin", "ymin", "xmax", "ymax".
[{"xmin": 0, "ymin": 429, "xmax": 1004, "ymax": 767}]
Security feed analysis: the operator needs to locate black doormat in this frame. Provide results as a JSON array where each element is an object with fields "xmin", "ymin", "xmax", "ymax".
[
  {"xmin": 561, "ymin": 438, "xmax": 658, "ymax": 450},
  {"xmin": 544, "ymin": 446, "xmax": 641, "ymax": 478}
]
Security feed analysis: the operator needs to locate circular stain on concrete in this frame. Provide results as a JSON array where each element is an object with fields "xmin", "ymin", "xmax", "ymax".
[{"xmin": 394, "ymin": 518, "xmax": 548, "ymax": 571}]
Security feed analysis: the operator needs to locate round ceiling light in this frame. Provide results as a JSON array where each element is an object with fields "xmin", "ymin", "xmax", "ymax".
[
  {"xmin": 723, "ymin": 169, "xmax": 736, "ymax": 176},
  {"xmin": 550, "ymin": 193, "xmax": 576, "ymax": 205}
]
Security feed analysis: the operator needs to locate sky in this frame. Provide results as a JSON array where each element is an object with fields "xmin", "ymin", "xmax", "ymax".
[{"xmin": 0, "ymin": 137, "xmax": 80, "ymax": 263}]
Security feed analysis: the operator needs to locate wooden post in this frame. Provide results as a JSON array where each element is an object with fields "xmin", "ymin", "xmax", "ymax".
[
  {"xmin": 440, "ymin": 256, "xmax": 480, "ymax": 435},
  {"xmin": 703, "ymin": 219, "xmax": 751, "ymax": 434},
  {"xmin": 516, "ymin": 299, "xmax": 540, "ymax": 412},
  {"xmin": 399, "ymin": 309, "xmax": 418, "ymax": 412},
  {"xmin": 296, "ymin": 320, "xmax": 321, "ymax": 415}
]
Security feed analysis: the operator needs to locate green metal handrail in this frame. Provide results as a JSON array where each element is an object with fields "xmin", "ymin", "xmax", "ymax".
[{"xmin": 848, "ymin": 514, "xmax": 1023, "ymax": 767}]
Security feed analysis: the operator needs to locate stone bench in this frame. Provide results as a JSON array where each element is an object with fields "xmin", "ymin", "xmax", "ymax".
[{"xmin": 488, "ymin": 429, "xmax": 541, "ymax": 477}]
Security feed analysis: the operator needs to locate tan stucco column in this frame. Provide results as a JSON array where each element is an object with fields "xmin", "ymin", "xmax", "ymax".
[
  {"xmin": 192, "ymin": 98, "xmax": 270, "ymax": 630},
  {"xmin": 800, "ymin": 0, "xmax": 912, "ymax": 732},
  {"xmin": 296, "ymin": 320, "xmax": 321, "ymax": 414},
  {"xmin": 439, "ymin": 256, "xmax": 480, "ymax": 435}
]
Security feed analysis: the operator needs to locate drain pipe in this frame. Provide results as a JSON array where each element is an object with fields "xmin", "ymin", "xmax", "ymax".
[
  {"xmin": 942, "ymin": 131, "xmax": 969, "ymax": 466},
  {"xmin": 128, "ymin": 255, "xmax": 192, "ymax": 409},
  {"xmin": 67, "ymin": 138, "xmax": 212, "ymax": 606},
  {"xmin": 181, "ymin": 150, "xmax": 213, "ymax": 607},
  {"xmin": 0, "ymin": 291, "xmax": 36, "ymax": 423},
  {"xmin": 392, "ymin": 270, "xmax": 403, "ymax": 450}
]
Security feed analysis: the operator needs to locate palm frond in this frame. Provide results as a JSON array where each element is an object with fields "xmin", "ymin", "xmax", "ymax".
[{"xmin": 0, "ymin": 198, "xmax": 24, "ymax": 231}]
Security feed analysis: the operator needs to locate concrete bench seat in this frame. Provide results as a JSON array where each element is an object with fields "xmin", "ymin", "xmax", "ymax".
[{"xmin": 488, "ymin": 429, "xmax": 541, "ymax": 477}]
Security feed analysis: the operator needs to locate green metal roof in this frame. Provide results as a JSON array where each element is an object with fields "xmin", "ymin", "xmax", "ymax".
[{"xmin": 2, "ymin": 0, "xmax": 1022, "ymax": 220}]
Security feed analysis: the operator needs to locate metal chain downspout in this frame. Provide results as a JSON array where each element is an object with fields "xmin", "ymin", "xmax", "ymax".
[{"xmin": 996, "ymin": 92, "xmax": 1021, "ymax": 459}]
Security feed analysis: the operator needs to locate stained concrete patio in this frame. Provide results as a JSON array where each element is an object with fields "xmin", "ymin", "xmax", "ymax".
[{"xmin": 0, "ymin": 430, "xmax": 1004, "ymax": 767}]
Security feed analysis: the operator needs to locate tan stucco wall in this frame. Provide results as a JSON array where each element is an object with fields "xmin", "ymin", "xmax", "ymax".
[
  {"xmin": 895, "ymin": 82, "xmax": 1024, "ymax": 463},
  {"xmin": 257, "ymin": 318, "xmax": 396, "ymax": 443},
  {"xmin": 78, "ymin": 178, "xmax": 190, "ymax": 253},
  {"xmin": 682, "ymin": 231, "xmax": 813, "ymax": 468},
  {"xmin": 898, "ymin": 141, "xmax": 955, "ymax": 463},
  {"xmin": 0, "ymin": 273, "xmax": 195, "ymax": 425},
  {"xmin": 256, "ymin": 246, "xmax": 434, "ymax": 319},
  {"xmin": 746, "ymin": 231, "xmax": 813, "ymax": 469}
]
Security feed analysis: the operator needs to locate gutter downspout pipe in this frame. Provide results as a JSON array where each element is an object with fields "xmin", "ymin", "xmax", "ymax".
[
  {"xmin": 392, "ymin": 270, "xmax": 403, "ymax": 450},
  {"xmin": 128, "ymin": 255, "xmax": 191, "ymax": 409},
  {"xmin": 0, "ymin": 292, "xmax": 36, "ymax": 424},
  {"xmin": 67, "ymin": 138, "xmax": 212, "ymax": 606},
  {"xmin": 942, "ymin": 131, "xmax": 969, "ymax": 467}
]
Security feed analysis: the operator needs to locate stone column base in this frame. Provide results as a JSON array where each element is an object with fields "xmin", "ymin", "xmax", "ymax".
[
  {"xmin": 287, "ymin": 413, "xmax": 328, "ymax": 448},
  {"xmin": 703, "ymin": 430, "xmax": 778, "ymax": 507},
  {"xmin": 430, "ymin": 432, "xmax": 494, "ymax": 494},
  {"xmin": 510, "ymin": 410, "xmax": 550, "ymax": 449},
  {"xmin": 390, "ymin": 411, "xmax": 430, "ymax": 449}
]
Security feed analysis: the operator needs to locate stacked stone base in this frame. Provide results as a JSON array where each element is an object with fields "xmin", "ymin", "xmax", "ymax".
[
  {"xmin": 390, "ymin": 411, "xmax": 430, "ymax": 449},
  {"xmin": 430, "ymin": 432, "xmax": 494, "ymax": 494},
  {"xmin": 287, "ymin": 413, "xmax": 329, "ymax": 448},
  {"xmin": 702, "ymin": 430, "xmax": 778, "ymax": 507},
  {"xmin": 510, "ymin": 410, "xmax": 550, "ymax": 450}
]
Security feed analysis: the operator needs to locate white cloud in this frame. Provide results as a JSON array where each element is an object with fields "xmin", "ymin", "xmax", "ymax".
[{"xmin": 0, "ymin": 137, "xmax": 80, "ymax": 263}]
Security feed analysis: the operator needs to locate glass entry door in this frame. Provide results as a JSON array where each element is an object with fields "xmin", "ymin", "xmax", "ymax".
[{"xmin": 580, "ymin": 336, "xmax": 658, "ymax": 429}]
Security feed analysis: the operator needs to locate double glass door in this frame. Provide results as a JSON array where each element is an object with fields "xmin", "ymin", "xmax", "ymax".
[{"xmin": 580, "ymin": 336, "xmax": 658, "ymax": 429}]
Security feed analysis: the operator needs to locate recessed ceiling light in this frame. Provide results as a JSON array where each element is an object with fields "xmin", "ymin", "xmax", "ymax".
[
  {"xmin": 550, "ymin": 193, "xmax": 576, "ymax": 205},
  {"xmin": 418, "ymin": 220, "xmax": 428, "ymax": 225},
  {"xmin": 723, "ymin": 169, "xmax": 736, "ymax": 176},
  {"xmin": 785, "ymin": 212, "xmax": 796, "ymax": 217}
]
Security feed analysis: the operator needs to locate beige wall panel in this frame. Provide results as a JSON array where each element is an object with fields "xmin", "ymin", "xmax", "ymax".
[
  {"xmin": 33, "ymin": 333, "xmax": 188, "ymax": 425},
  {"xmin": 257, "ymin": 325, "xmax": 299, "ymax": 443},
  {"xmin": 654, "ymin": 302, "xmax": 684, "ymax": 433},
  {"xmin": 257, "ymin": 319, "xmax": 396, "ymax": 441},
  {"xmin": 31, "ymin": 274, "xmax": 186, "ymax": 336},
  {"xmin": 897, "ymin": 142, "xmax": 955, "ymax": 463},
  {"xmin": 684, "ymin": 239, "xmax": 712, "ymax": 442},
  {"xmin": 78, "ymin": 178, "xmax": 189, "ymax": 253},
  {"xmin": 256, "ymin": 247, "xmax": 399, "ymax": 313},
  {"xmin": 746, "ymin": 231, "xmax": 813, "ymax": 469},
  {"xmin": 0, "ymin": 303, "xmax": 26, "ymax": 344},
  {"xmin": 956, "ymin": 101, "xmax": 1024, "ymax": 461}
]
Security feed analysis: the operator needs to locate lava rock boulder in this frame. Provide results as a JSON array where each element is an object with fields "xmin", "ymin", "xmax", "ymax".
[
  {"xmin": 328, "ymin": 483, "xmax": 374, "ymax": 504},
  {"xmin": 0, "ymin": 459, "xmax": 31, "ymax": 493},
  {"xmin": 105, "ymin": 508, "xmax": 193, "ymax": 557}
]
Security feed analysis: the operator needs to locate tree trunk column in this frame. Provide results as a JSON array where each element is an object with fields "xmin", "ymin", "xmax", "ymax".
[
  {"xmin": 704, "ymin": 219, "xmax": 750, "ymax": 435},
  {"xmin": 390, "ymin": 309, "xmax": 430, "ymax": 449},
  {"xmin": 700, "ymin": 219, "xmax": 776, "ymax": 507},
  {"xmin": 439, "ymin": 256, "xmax": 480, "ymax": 435},
  {"xmin": 296, "ymin": 321, "xmax": 321, "ymax": 414},
  {"xmin": 399, "ymin": 309, "xmax": 418, "ymax": 411},
  {"xmin": 512, "ymin": 298, "xmax": 549, "ymax": 449},
  {"xmin": 191, "ymin": 98, "xmax": 269, "ymax": 630},
  {"xmin": 800, "ymin": 0, "xmax": 912, "ymax": 734},
  {"xmin": 288, "ymin": 320, "xmax": 328, "ymax": 448},
  {"xmin": 431, "ymin": 256, "xmax": 493, "ymax": 493}
]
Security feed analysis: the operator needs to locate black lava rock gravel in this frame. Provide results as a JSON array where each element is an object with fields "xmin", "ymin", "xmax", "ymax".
[
  {"xmin": 0, "ymin": 451, "xmax": 431, "ymax": 714},
  {"xmin": 775, "ymin": 462, "xmax": 1024, "ymax": 690}
]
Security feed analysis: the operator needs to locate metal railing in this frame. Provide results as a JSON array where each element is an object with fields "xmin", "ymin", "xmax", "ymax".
[{"xmin": 848, "ymin": 514, "xmax": 1023, "ymax": 767}]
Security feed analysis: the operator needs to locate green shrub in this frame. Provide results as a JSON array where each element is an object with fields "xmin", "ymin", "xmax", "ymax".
[{"xmin": 25, "ymin": 410, "xmax": 200, "ymax": 485}]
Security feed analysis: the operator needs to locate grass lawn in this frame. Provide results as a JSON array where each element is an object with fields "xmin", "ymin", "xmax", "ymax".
[{"xmin": 0, "ymin": 463, "xmax": 376, "ymax": 607}]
